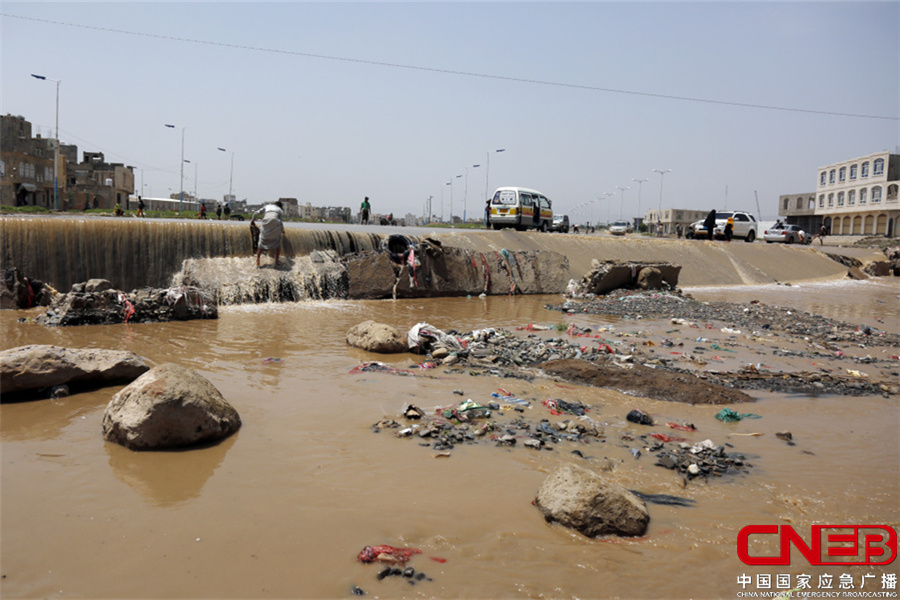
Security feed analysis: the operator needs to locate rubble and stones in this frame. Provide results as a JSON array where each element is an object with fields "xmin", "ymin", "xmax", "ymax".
[
  {"xmin": 0, "ymin": 344, "xmax": 151, "ymax": 399},
  {"xmin": 102, "ymin": 363, "xmax": 241, "ymax": 450},
  {"xmin": 35, "ymin": 280, "xmax": 217, "ymax": 326},
  {"xmin": 1, "ymin": 268, "xmax": 55, "ymax": 310}
]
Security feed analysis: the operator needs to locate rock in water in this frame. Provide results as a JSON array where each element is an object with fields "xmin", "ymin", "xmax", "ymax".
[
  {"xmin": 346, "ymin": 320, "xmax": 408, "ymax": 353},
  {"xmin": 0, "ymin": 345, "xmax": 151, "ymax": 397},
  {"xmin": 534, "ymin": 464, "xmax": 649, "ymax": 537},
  {"xmin": 102, "ymin": 363, "xmax": 241, "ymax": 450}
]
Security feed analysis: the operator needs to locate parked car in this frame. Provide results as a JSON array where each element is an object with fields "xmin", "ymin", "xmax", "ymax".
[
  {"xmin": 609, "ymin": 220, "xmax": 632, "ymax": 236},
  {"xmin": 685, "ymin": 219, "xmax": 706, "ymax": 239},
  {"xmin": 549, "ymin": 214, "xmax": 570, "ymax": 233},
  {"xmin": 763, "ymin": 223, "xmax": 809, "ymax": 244}
]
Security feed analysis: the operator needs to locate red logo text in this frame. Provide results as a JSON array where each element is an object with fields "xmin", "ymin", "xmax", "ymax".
[{"xmin": 737, "ymin": 525, "xmax": 897, "ymax": 566}]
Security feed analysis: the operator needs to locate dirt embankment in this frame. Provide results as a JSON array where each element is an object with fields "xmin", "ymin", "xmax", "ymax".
[{"xmin": 539, "ymin": 359, "xmax": 753, "ymax": 405}]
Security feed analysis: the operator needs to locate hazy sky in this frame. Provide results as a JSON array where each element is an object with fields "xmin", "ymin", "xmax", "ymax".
[{"xmin": 2, "ymin": 2, "xmax": 897, "ymax": 222}]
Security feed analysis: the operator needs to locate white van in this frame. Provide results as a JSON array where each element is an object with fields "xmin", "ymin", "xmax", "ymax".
[{"xmin": 488, "ymin": 187, "xmax": 553, "ymax": 231}]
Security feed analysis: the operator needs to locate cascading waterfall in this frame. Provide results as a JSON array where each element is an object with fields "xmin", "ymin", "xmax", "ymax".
[{"xmin": 1, "ymin": 217, "xmax": 383, "ymax": 295}]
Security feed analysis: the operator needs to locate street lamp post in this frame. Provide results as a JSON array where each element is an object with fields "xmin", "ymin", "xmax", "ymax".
[
  {"xmin": 464, "ymin": 164, "xmax": 480, "ymax": 224},
  {"xmin": 165, "ymin": 124, "xmax": 185, "ymax": 211},
  {"xmin": 484, "ymin": 148, "xmax": 505, "ymax": 205},
  {"xmin": 653, "ymin": 169, "xmax": 672, "ymax": 232},
  {"xmin": 217, "ymin": 147, "xmax": 234, "ymax": 202},
  {"xmin": 449, "ymin": 174, "xmax": 461, "ymax": 225},
  {"xmin": 443, "ymin": 181, "xmax": 450, "ymax": 223},
  {"xmin": 616, "ymin": 186, "xmax": 629, "ymax": 219},
  {"xmin": 31, "ymin": 74, "xmax": 60, "ymax": 210},
  {"xmin": 632, "ymin": 178, "xmax": 649, "ymax": 230}
]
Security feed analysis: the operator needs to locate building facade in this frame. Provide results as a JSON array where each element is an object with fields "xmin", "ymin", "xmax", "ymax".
[
  {"xmin": 1, "ymin": 114, "xmax": 134, "ymax": 211},
  {"xmin": 644, "ymin": 208, "xmax": 708, "ymax": 235},
  {"xmin": 0, "ymin": 115, "xmax": 56, "ymax": 207},
  {"xmin": 780, "ymin": 151, "xmax": 899, "ymax": 237}
]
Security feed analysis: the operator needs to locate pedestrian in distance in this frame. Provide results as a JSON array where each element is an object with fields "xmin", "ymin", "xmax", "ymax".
[
  {"xmin": 216, "ymin": 204, "xmax": 222, "ymax": 220},
  {"xmin": 724, "ymin": 216, "xmax": 734, "ymax": 242},
  {"xmin": 136, "ymin": 196, "xmax": 145, "ymax": 218},
  {"xmin": 704, "ymin": 209, "xmax": 717, "ymax": 241},
  {"xmin": 251, "ymin": 200, "xmax": 285, "ymax": 267},
  {"xmin": 676, "ymin": 223, "xmax": 683, "ymax": 238},
  {"xmin": 360, "ymin": 197, "xmax": 371, "ymax": 225},
  {"xmin": 813, "ymin": 224, "xmax": 827, "ymax": 245},
  {"xmin": 199, "ymin": 202, "xmax": 208, "ymax": 219},
  {"xmin": 224, "ymin": 203, "xmax": 231, "ymax": 219}
]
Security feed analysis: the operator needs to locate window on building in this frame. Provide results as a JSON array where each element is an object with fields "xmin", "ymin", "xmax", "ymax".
[
  {"xmin": 0, "ymin": 159, "xmax": 5, "ymax": 177},
  {"xmin": 850, "ymin": 164, "xmax": 858, "ymax": 180},
  {"xmin": 873, "ymin": 158, "xmax": 884, "ymax": 176},
  {"xmin": 872, "ymin": 186, "xmax": 882, "ymax": 203},
  {"xmin": 839, "ymin": 167, "xmax": 846, "ymax": 182},
  {"xmin": 888, "ymin": 184, "xmax": 898, "ymax": 201},
  {"xmin": 848, "ymin": 190, "xmax": 856, "ymax": 205},
  {"xmin": 837, "ymin": 191, "xmax": 844, "ymax": 206},
  {"xmin": 819, "ymin": 194, "xmax": 825, "ymax": 207},
  {"xmin": 861, "ymin": 162, "xmax": 869, "ymax": 177},
  {"xmin": 796, "ymin": 197, "xmax": 803, "ymax": 209},
  {"xmin": 808, "ymin": 197, "xmax": 816, "ymax": 210},
  {"xmin": 860, "ymin": 188, "xmax": 867, "ymax": 204},
  {"xmin": 820, "ymin": 171, "xmax": 827, "ymax": 186},
  {"xmin": 828, "ymin": 193, "xmax": 834, "ymax": 207},
  {"xmin": 829, "ymin": 169, "xmax": 836, "ymax": 184},
  {"xmin": 783, "ymin": 198, "xmax": 790, "ymax": 210}
]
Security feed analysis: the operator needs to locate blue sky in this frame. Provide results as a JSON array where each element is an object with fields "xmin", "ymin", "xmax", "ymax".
[{"xmin": 2, "ymin": 2, "xmax": 897, "ymax": 222}]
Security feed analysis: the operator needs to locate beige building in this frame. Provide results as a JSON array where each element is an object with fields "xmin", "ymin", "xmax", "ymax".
[
  {"xmin": 780, "ymin": 151, "xmax": 899, "ymax": 238},
  {"xmin": 644, "ymin": 208, "xmax": 709, "ymax": 235}
]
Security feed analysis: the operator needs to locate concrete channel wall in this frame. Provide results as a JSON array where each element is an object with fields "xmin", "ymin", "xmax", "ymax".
[{"xmin": 0, "ymin": 217, "xmax": 875, "ymax": 296}]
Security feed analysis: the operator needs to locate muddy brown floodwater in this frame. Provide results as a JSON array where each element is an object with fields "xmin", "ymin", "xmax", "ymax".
[{"xmin": 1, "ymin": 279, "xmax": 898, "ymax": 599}]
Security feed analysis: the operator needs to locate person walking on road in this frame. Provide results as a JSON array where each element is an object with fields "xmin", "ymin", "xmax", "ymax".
[
  {"xmin": 724, "ymin": 216, "xmax": 734, "ymax": 242},
  {"xmin": 136, "ymin": 196, "xmax": 145, "ymax": 218},
  {"xmin": 703, "ymin": 209, "xmax": 717, "ymax": 241},
  {"xmin": 360, "ymin": 197, "xmax": 371, "ymax": 225},
  {"xmin": 813, "ymin": 224, "xmax": 827, "ymax": 246}
]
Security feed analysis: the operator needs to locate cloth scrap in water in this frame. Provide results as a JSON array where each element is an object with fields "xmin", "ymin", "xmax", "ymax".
[
  {"xmin": 357, "ymin": 545, "xmax": 422, "ymax": 564},
  {"xmin": 349, "ymin": 361, "xmax": 430, "ymax": 377},
  {"xmin": 262, "ymin": 357, "xmax": 282, "ymax": 364}
]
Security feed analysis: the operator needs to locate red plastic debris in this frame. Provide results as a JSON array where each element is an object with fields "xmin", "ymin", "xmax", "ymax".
[
  {"xmin": 667, "ymin": 422, "xmax": 696, "ymax": 432},
  {"xmin": 651, "ymin": 433, "xmax": 687, "ymax": 443},
  {"xmin": 429, "ymin": 557, "xmax": 447, "ymax": 563},
  {"xmin": 357, "ymin": 545, "xmax": 422, "ymax": 564}
]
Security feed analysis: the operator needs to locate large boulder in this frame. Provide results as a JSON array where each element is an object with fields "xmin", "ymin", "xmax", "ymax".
[
  {"xmin": 534, "ymin": 464, "xmax": 650, "ymax": 538},
  {"xmin": 102, "ymin": 363, "xmax": 241, "ymax": 451},
  {"xmin": 0, "ymin": 345, "xmax": 151, "ymax": 398},
  {"xmin": 346, "ymin": 320, "xmax": 408, "ymax": 353}
]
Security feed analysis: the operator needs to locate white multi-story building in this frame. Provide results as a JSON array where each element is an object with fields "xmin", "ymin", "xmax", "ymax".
[{"xmin": 779, "ymin": 151, "xmax": 899, "ymax": 237}]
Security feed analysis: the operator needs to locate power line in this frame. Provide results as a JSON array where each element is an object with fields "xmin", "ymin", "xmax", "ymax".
[{"xmin": 6, "ymin": 12, "xmax": 898, "ymax": 122}]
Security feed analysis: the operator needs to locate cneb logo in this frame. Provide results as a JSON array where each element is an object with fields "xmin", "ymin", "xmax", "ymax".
[{"xmin": 737, "ymin": 525, "xmax": 897, "ymax": 566}]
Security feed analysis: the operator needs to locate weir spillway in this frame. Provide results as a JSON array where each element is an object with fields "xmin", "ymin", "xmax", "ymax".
[{"xmin": 1, "ymin": 216, "xmax": 856, "ymax": 302}]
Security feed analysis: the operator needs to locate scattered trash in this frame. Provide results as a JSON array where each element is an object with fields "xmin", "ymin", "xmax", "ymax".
[
  {"xmin": 715, "ymin": 408, "xmax": 762, "ymax": 422},
  {"xmin": 262, "ymin": 357, "xmax": 281, "ymax": 364},
  {"xmin": 626, "ymin": 409, "xmax": 654, "ymax": 425},
  {"xmin": 667, "ymin": 422, "xmax": 696, "ymax": 431},
  {"xmin": 651, "ymin": 433, "xmax": 686, "ymax": 443},
  {"xmin": 543, "ymin": 398, "xmax": 588, "ymax": 416},
  {"xmin": 629, "ymin": 491, "xmax": 697, "ymax": 507}
]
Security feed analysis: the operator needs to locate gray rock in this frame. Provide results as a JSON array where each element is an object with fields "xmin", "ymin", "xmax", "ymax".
[
  {"xmin": 102, "ymin": 363, "xmax": 241, "ymax": 450},
  {"xmin": 346, "ymin": 320, "xmax": 408, "ymax": 354},
  {"xmin": 534, "ymin": 463, "xmax": 650, "ymax": 538},
  {"xmin": 0, "ymin": 345, "xmax": 151, "ymax": 397}
]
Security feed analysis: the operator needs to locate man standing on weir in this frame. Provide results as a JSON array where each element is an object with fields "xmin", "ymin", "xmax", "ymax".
[{"xmin": 360, "ymin": 197, "xmax": 371, "ymax": 225}]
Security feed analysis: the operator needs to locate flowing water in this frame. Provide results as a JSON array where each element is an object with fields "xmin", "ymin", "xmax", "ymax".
[{"xmin": 2, "ymin": 280, "xmax": 898, "ymax": 599}]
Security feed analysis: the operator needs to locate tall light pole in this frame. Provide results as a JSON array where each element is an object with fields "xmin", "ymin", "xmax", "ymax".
[
  {"xmin": 653, "ymin": 169, "xmax": 672, "ymax": 230},
  {"xmin": 632, "ymin": 178, "xmax": 649, "ymax": 230},
  {"xmin": 616, "ymin": 186, "xmax": 629, "ymax": 219},
  {"xmin": 484, "ymin": 148, "xmax": 505, "ymax": 206},
  {"xmin": 165, "ymin": 124, "xmax": 185, "ymax": 211},
  {"xmin": 31, "ymin": 74, "xmax": 60, "ymax": 210},
  {"xmin": 449, "ymin": 174, "xmax": 461, "ymax": 224},
  {"xmin": 443, "ymin": 181, "xmax": 450, "ymax": 223},
  {"xmin": 464, "ymin": 164, "xmax": 480, "ymax": 224},
  {"xmin": 217, "ymin": 147, "xmax": 234, "ymax": 202}
]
